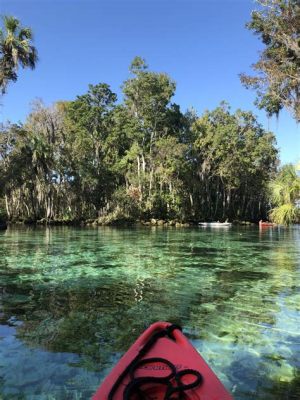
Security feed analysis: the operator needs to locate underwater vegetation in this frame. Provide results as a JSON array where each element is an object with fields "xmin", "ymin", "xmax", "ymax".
[{"xmin": 0, "ymin": 226, "xmax": 299, "ymax": 399}]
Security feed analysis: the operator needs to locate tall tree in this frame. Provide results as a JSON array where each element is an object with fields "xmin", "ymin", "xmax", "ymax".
[
  {"xmin": 0, "ymin": 16, "xmax": 38, "ymax": 94},
  {"xmin": 65, "ymin": 83, "xmax": 118, "ymax": 217},
  {"xmin": 240, "ymin": 0, "xmax": 300, "ymax": 121},
  {"xmin": 191, "ymin": 103, "xmax": 278, "ymax": 221},
  {"xmin": 121, "ymin": 57, "xmax": 186, "ymax": 217}
]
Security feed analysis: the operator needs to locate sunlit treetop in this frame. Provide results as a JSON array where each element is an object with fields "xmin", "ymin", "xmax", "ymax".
[{"xmin": 240, "ymin": 0, "xmax": 300, "ymax": 121}]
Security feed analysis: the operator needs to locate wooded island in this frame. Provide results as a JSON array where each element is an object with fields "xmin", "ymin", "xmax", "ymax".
[{"xmin": 0, "ymin": 57, "xmax": 279, "ymax": 225}]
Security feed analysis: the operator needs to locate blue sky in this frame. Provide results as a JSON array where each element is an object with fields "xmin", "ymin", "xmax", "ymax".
[{"xmin": 1, "ymin": 0, "xmax": 299, "ymax": 164}]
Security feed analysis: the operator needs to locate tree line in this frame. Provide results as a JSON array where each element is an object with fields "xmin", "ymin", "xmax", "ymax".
[{"xmin": 0, "ymin": 57, "xmax": 278, "ymax": 224}]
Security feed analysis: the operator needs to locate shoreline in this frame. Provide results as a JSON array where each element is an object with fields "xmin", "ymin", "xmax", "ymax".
[{"xmin": 2, "ymin": 218, "xmax": 257, "ymax": 228}]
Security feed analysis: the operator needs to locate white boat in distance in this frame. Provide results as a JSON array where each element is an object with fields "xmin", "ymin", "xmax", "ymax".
[{"xmin": 199, "ymin": 222, "xmax": 232, "ymax": 227}]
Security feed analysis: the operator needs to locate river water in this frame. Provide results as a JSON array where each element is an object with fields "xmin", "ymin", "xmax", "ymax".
[{"xmin": 0, "ymin": 226, "xmax": 299, "ymax": 399}]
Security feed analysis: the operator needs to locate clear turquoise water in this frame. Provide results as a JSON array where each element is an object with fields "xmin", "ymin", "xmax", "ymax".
[{"xmin": 0, "ymin": 226, "xmax": 300, "ymax": 399}]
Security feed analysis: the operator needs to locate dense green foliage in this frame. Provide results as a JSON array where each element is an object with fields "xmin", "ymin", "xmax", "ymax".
[
  {"xmin": 240, "ymin": 0, "xmax": 300, "ymax": 121},
  {"xmin": 0, "ymin": 16, "xmax": 38, "ymax": 94},
  {"xmin": 269, "ymin": 164, "xmax": 300, "ymax": 225},
  {"xmin": 0, "ymin": 58, "xmax": 278, "ymax": 223}
]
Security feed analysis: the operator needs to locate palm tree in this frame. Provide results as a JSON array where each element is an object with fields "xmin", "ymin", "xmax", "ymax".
[
  {"xmin": 0, "ymin": 16, "xmax": 38, "ymax": 94},
  {"xmin": 269, "ymin": 164, "xmax": 300, "ymax": 225}
]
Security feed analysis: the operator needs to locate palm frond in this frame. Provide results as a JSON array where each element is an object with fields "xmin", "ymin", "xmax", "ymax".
[
  {"xmin": 3, "ymin": 16, "xmax": 19, "ymax": 34},
  {"xmin": 0, "ymin": 15, "xmax": 37, "ymax": 93},
  {"xmin": 18, "ymin": 27, "xmax": 32, "ymax": 41},
  {"xmin": 269, "ymin": 203, "xmax": 299, "ymax": 225},
  {"xmin": 269, "ymin": 180, "xmax": 284, "ymax": 205}
]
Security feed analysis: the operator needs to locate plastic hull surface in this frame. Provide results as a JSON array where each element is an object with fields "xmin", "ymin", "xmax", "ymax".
[{"xmin": 93, "ymin": 321, "xmax": 233, "ymax": 400}]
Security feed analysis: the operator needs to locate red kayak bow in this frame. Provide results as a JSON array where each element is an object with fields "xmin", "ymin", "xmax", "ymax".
[{"xmin": 93, "ymin": 321, "xmax": 233, "ymax": 399}]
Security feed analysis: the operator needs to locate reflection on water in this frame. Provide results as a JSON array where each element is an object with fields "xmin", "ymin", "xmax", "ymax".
[{"xmin": 0, "ymin": 226, "xmax": 300, "ymax": 399}]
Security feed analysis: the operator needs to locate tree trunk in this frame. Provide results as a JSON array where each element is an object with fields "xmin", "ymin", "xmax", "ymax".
[{"xmin": 5, "ymin": 194, "xmax": 11, "ymax": 219}]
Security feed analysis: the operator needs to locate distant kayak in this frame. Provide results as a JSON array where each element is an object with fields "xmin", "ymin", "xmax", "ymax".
[
  {"xmin": 199, "ymin": 222, "xmax": 232, "ymax": 227},
  {"xmin": 93, "ymin": 322, "xmax": 233, "ymax": 400},
  {"xmin": 259, "ymin": 220, "xmax": 276, "ymax": 227}
]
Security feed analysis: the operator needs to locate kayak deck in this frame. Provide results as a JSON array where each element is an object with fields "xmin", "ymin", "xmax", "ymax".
[{"xmin": 93, "ymin": 321, "xmax": 233, "ymax": 400}]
